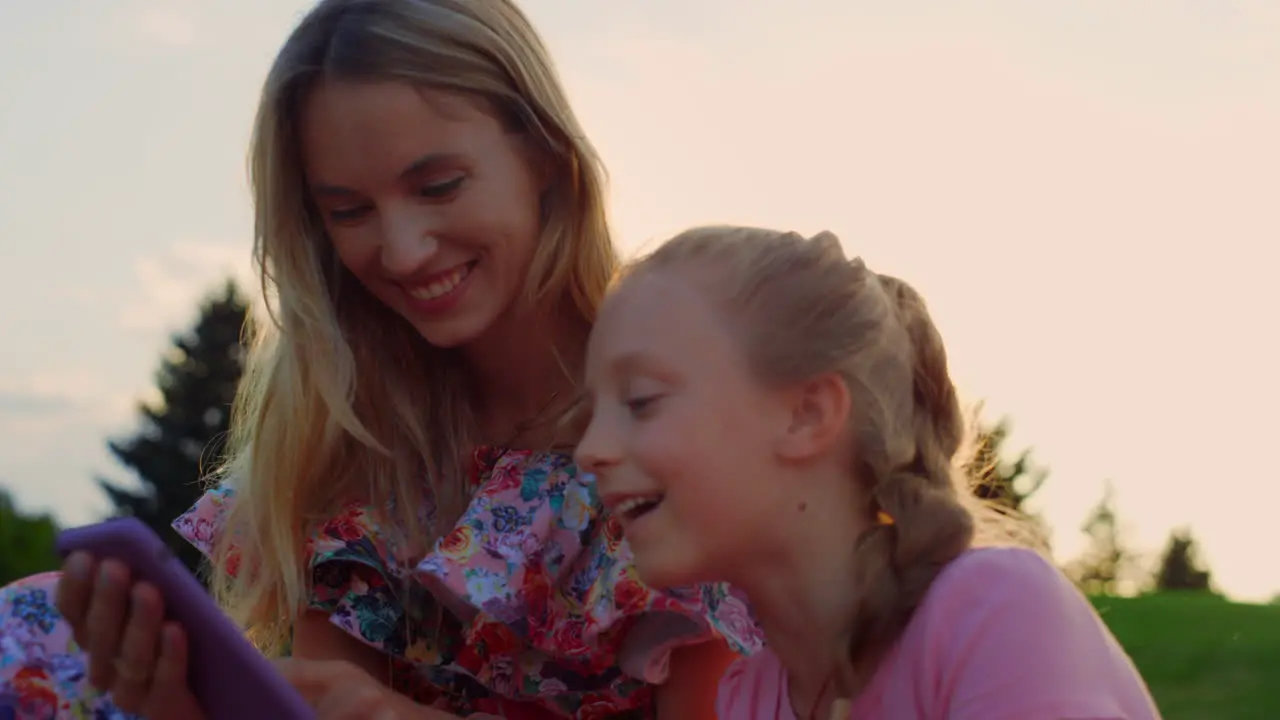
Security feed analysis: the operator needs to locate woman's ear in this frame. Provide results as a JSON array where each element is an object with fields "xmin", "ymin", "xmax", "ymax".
[
  {"xmin": 521, "ymin": 138, "xmax": 558, "ymax": 195},
  {"xmin": 774, "ymin": 373, "xmax": 851, "ymax": 462}
]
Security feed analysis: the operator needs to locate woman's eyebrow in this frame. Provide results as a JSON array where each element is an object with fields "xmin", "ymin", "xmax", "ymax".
[
  {"xmin": 308, "ymin": 152, "xmax": 465, "ymax": 196},
  {"xmin": 397, "ymin": 151, "xmax": 464, "ymax": 179}
]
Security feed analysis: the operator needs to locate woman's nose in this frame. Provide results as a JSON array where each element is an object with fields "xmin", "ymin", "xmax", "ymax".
[{"xmin": 380, "ymin": 209, "xmax": 439, "ymax": 276}]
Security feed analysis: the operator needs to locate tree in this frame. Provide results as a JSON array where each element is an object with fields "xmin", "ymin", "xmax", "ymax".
[
  {"xmin": 962, "ymin": 409, "xmax": 1052, "ymax": 549},
  {"xmin": 1153, "ymin": 527, "xmax": 1212, "ymax": 592},
  {"xmin": 964, "ymin": 415, "xmax": 1049, "ymax": 514},
  {"xmin": 1066, "ymin": 481, "xmax": 1135, "ymax": 595},
  {"xmin": 98, "ymin": 280, "xmax": 249, "ymax": 577},
  {"xmin": 0, "ymin": 487, "xmax": 60, "ymax": 586}
]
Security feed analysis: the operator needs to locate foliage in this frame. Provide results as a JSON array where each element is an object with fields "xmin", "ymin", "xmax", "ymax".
[
  {"xmin": 0, "ymin": 488, "xmax": 59, "ymax": 586},
  {"xmin": 1152, "ymin": 527, "xmax": 1213, "ymax": 592},
  {"xmin": 97, "ymin": 280, "xmax": 249, "ymax": 578},
  {"xmin": 1066, "ymin": 481, "xmax": 1137, "ymax": 595},
  {"xmin": 962, "ymin": 409, "xmax": 1052, "ymax": 549}
]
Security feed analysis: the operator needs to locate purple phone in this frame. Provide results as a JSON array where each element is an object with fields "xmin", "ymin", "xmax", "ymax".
[{"xmin": 57, "ymin": 517, "xmax": 315, "ymax": 720}]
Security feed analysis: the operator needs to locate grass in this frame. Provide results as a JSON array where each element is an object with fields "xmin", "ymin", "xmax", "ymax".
[{"xmin": 1093, "ymin": 592, "xmax": 1280, "ymax": 719}]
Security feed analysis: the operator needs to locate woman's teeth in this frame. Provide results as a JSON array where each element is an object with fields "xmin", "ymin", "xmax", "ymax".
[
  {"xmin": 615, "ymin": 495, "xmax": 663, "ymax": 520},
  {"xmin": 407, "ymin": 263, "xmax": 472, "ymax": 301}
]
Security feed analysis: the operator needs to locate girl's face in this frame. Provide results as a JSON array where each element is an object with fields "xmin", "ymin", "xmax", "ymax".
[
  {"xmin": 576, "ymin": 269, "xmax": 794, "ymax": 587},
  {"xmin": 301, "ymin": 80, "xmax": 546, "ymax": 349}
]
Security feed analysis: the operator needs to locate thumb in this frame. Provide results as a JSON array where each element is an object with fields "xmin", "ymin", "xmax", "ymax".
[{"xmin": 272, "ymin": 658, "xmax": 335, "ymax": 703}]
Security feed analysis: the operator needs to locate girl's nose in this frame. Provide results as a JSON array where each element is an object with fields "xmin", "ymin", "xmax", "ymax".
[{"xmin": 574, "ymin": 418, "xmax": 619, "ymax": 476}]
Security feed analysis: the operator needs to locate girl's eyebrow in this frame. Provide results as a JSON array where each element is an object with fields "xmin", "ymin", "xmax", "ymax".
[
  {"xmin": 610, "ymin": 350, "xmax": 679, "ymax": 383},
  {"xmin": 611, "ymin": 350, "xmax": 661, "ymax": 376}
]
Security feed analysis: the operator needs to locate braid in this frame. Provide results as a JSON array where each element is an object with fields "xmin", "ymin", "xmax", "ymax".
[{"xmin": 844, "ymin": 275, "xmax": 973, "ymax": 686}]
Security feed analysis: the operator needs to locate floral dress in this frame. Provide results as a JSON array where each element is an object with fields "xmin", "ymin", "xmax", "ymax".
[{"xmin": 0, "ymin": 448, "xmax": 761, "ymax": 719}]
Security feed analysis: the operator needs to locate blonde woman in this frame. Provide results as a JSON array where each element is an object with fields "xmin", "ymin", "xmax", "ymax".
[{"xmin": 0, "ymin": 2, "xmax": 757, "ymax": 718}]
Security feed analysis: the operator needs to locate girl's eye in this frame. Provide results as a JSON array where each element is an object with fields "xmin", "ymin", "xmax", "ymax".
[
  {"xmin": 419, "ymin": 176, "xmax": 465, "ymax": 199},
  {"xmin": 625, "ymin": 395, "xmax": 661, "ymax": 417}
]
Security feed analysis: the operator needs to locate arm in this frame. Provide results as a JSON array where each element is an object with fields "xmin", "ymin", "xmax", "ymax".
[
  {"xmin": 654, "ymin": 639, "xmax": 739, "ymax": 720},
  {"xmin": 292, "ymin": 609, "xmax": 397, "ymax": 684},
  {"xmin": 290, "ymin": 610, "xmax": 465, "ymax": 720}
]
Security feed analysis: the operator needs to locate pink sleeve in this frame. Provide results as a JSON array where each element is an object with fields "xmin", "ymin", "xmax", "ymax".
[
  {"xmin": 927, "ymin": 548, "xmax": 1159, "ymax": 720},
  {"xmin": 715, "ymin": 653, "xmax": 786, "ymax": 720}
]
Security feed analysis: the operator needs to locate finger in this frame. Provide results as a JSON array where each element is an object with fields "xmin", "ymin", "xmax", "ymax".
[
  {"xmin": 275, "ymin": 658, "xmax": 348, "ymax": 705},
  {"xmin": 141, "ymin": 623, "xmax": 202, "ymax": 720},
  {"xmin": 85, "ymin": 559, "xmax": 131, "ymax": 690},
  {"xmin": 55, "ymin": 552, "xmax": 96, "ymax": 645},
  {"xmin": 108, "ymin": 583, "xmax": 164, "ymax": 713}
]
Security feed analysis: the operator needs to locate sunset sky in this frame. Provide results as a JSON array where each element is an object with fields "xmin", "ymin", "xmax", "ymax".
[{"xmin": 1, "ymin": 0, "xmax": 1276, "ymax": 599}]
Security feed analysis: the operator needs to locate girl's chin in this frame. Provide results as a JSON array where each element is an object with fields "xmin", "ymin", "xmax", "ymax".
[
  {"xmin": 635, "ymin": 556, "xmax": 712, "ymax": 590},
  {"xmin": 628, "ymin": 536, "xmax": 709, "ymax": 589}
]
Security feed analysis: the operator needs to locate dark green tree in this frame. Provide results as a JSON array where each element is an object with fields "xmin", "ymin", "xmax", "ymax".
[
  {"xmin": 962, "ymin": 409, "xmax": 1052, "ymax": 549},
  {"xmin": 98, "ymin": 280, "xmax": 248, "ymax": 577},
  {"xmin": 0, "ymin": 487, "xmax": 60, "ymax": 586},
  {"xmin": 1066, "ymin": 481, "xmax": 1135, "ymax": 595},
  {"xmin": 965, "ymin": 416, "xmax": 1049, "ymax": 513},
  {"xmin": 1153, "ymin": 527, "xmax": 1212, "ymax": 592}
]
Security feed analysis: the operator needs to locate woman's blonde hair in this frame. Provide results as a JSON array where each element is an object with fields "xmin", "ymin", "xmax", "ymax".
[
  {"xmin": 629, "ymin": 226, "xmax": 1016, "ymax": 688},
  {"xmin": 210, "ymin": 0, "xmax": 617, "ymax": 652}
]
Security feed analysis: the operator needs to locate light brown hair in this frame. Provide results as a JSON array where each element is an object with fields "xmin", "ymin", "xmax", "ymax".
[
  {"xmin": 210, "ymin": 0, "xmax": 617, "ymax": 652},
  {"xmin": 630, "ymin": 225, "xmax": 978, "ymax": 687}
]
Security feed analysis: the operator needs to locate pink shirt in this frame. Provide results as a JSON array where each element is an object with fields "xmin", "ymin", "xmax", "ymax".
[{"xmin": 716, "ymin": 547, "xmax": 1160, "ymax": 719}]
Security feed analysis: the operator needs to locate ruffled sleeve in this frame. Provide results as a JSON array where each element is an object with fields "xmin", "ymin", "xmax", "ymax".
[
  {"xmin": 173, "ymin": 489, "xmax": 435, "ymax": 665},
  {"xmin": 304, "ymin": 503, "xmax": 429, "ymax": 661},
  {"xmin": 413, "ymin": 448, "xmax": 763, "ymax": 691},
  {"xmin": 171, "ymin": 486, "xmax": 237, "ymax": 572}
]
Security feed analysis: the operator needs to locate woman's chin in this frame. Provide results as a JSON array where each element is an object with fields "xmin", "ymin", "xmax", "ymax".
[{"xmin": 405, "ymin": 304, "xmax": 494, "ymax": 349}]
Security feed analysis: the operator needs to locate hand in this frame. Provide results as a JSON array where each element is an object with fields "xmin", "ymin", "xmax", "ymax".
[
  {"xmin": 55, "ymin": 552, "xmax": 204, "ymax": 720},
  {"xmin": 275, "ymin": 658, "xmax": 461, "ymax": 720}
]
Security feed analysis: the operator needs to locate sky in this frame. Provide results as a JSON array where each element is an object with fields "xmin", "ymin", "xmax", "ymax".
[{"xmin": 0, "ymin": 0, "xmax": 1276, "ymax": 600}]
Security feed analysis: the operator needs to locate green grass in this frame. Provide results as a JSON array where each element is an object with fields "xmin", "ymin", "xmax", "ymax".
[{"xmin": 1093, "ymin": 593, "xmax": 1280, "ymax": 719}]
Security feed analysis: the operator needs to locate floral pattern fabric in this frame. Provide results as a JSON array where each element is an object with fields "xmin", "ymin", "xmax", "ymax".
[
  {"xmin": 1, "ymin": 448, "xmax": 761, "ymax": 719},
  {"xmin": 0, "ymin": 572, "xmax": 134, "ymax": 719}
]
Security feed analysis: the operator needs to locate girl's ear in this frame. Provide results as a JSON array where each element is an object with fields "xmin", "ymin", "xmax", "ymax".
[{"xmin": 774, "ymin": 372, "xmax": 851, "ymax": 462}]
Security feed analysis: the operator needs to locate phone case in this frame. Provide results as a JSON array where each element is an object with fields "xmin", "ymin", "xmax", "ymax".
[{"xmin": 57, "ymin": 517, "xmax": 315, "ymax": 720}]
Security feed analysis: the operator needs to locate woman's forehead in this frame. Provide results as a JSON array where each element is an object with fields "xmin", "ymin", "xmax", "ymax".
[{"xmin": 299, "ymin": 80, "xmax": 502, "ymax": 183}]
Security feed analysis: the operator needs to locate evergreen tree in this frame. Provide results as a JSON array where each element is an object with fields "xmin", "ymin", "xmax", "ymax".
[
  {"xmin": 1153, "ymin": 527, "xmax": 1212, "ymax": 592},
  {"xmin": 962, "ymin": 409, "xmax": 1052, "ymax": 549},
  {"xmin": 0, "ymin": 487, "xmax": 60, "ymax": 586},
  {"xmin": 98, "ymin": 280, "xmax": 248, "ymax": 577},
  {"xmin": 1066, "ymin": 481, "xmax": 1135, "ymax": 595},
  {"xmin": 965, "ymin": 416, "xmax": 1048, "ymax": 514}
]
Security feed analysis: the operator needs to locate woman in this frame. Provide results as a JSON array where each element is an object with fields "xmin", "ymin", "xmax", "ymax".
[{"xmin": 0, "ymin": 1, "xmax": 757, "ymax": 718}]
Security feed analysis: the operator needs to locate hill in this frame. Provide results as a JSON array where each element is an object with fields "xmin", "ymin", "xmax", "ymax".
[{"xmin": 1094, "ymin": 593, "xmax": 1280, "ymax": 719}]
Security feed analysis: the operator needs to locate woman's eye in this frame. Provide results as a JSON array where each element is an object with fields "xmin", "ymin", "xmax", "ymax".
[
  {"xmin": 327, "ymin": 205, "xmax": 372, "ymax": 223},
  {"xmin": 419, "ymin": 176, "xmax": 465, "ymax": 199}
]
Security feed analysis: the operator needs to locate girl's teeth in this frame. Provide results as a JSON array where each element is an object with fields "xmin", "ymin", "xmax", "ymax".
[{"xmin": 615, "ymin": 496, "xmax": 661, "ymax": 517}]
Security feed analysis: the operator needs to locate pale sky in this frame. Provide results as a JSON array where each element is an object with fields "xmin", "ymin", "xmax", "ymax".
[{"xmin": 1, "ymin": 0, "xmax": 1276, "ymax": 600}]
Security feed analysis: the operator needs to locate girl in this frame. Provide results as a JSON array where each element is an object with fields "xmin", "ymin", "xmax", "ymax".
[
  {"xmin": 576, "ymin": 226, "xmax": 1161, "ymax": 719},
  {"xmin": 0, "ymin": 2, "xmax": 758, "ymax": 718}
]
